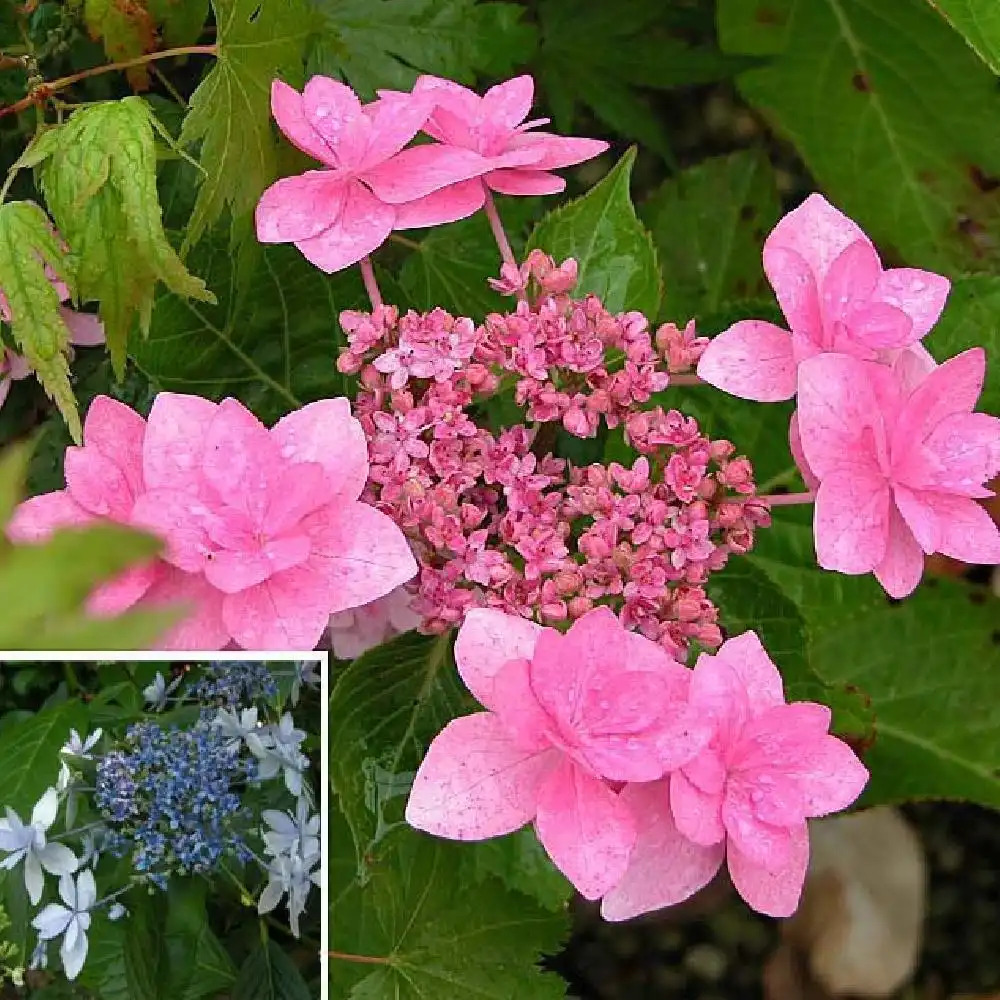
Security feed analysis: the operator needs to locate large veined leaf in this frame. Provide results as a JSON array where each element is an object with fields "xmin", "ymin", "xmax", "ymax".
[
  {"xmin": 642, "ymin": 149, "xmax": 781, "ymax": 321},
  {"xmin": 232, "ymin": 940, "xmax": 312, "ymax": 1000},
  {"xmin": 926, "ymin": 0, "xmax": 1000, "ymax": 72},
  {"xmin": 527, "ymin": 148, "xmax": 662, "ymax": 317},
  {"xmin": 718, "ymin": 0, "xmax": 1000, "ymax": 272},
  {"xmin": 309, "ymin": 0, "xmax": 536, "ymax": 98},
  {"xmin": 179, "ymin": 0, "xmax": 313, "ymax": 246},
  {"xmin": 129, "ymin": 236, "xmax": 365, "ymax": 425}
]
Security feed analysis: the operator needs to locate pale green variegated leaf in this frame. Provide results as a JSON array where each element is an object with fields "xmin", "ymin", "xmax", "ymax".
[
  {"xmin": 718, "ymin": 0, "xmax": 1000, "ymax": 271},
  {"xmin": 926, "ymin": 0, "xmax": 1000, "ymax": 72},
  {"xmin": 527, "ymin": 148, "xmax": 662, "ymax": 317},
  {"xmin": 30, "ymin": 98, "xmax": 213, "ymax": 373},
  {"xmin": 642, "ymin": 149, "xmax": 781, "ymax": 321},
  {"xmin": 0, "ymin": 201, "xmax": 81, "ymax": 442},
  {"xmin": 309, "ymin": 0, "xmax": 536, "ymax": 98},
  {"xmin": 180, "ymin": 0, "xmax": 313, "ymax": 246}
]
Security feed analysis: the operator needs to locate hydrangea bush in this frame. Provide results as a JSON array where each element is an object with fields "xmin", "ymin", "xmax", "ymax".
[
  {"xmin": 1, "ymin": 2, "xmax": 999, "ymax": 998},
  {"xmin": 0, "ymin": 661, "xmax": 321, "ymax": 994}
]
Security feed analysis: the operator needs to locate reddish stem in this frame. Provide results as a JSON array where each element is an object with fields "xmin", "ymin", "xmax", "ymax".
[
  {"xmin": 359, "ymin": 256, "xmax": 383, "ymax": 310},
  {"xmin": 760, "ymin": 491, "xmax": 816, "ymax": 507},
  {"xmin": 329, "ymin": 950, "xmax": 391, "ymax": 965},
  {"xmin": 482, "ymin": 184, "xmax": 516, "ymax": 270}
]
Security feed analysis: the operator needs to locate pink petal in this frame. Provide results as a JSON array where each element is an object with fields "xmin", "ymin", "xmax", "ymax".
[
  {"xmin": 8, "ymin": 492, "xmax": 90, "ymax": 542},
  {"xmin": 813, "ymin": 465, "xmax": 892, "ymax": 573},
  {"xmin": 131, "ymin": 488, "xmax": 211, "ymax": 573},
  {"xmin": 301, "ymin": 76, "xmax": 369, "ymax": 168},
  {"xmin": 271, "ymin": 398, "xmax": 369, "ymax": 502},
  {"xmin": 846, "ymin": 302, "xmax": 914, "ymax": 350},
  {"xmin": 392, "ymin": 179, "xmax": 485, "ymax": 229},
  {"xmin": 300, "ymin": 501, "xmax": 418, "ymax": 614},
  {"xmin": 722, "ymin": 785, "xmax": 796, "ymax": 867},
  {"xmin": 892, "ymin": 484, "xmax": 940, "ymax": 553},
  {"xmin": 653, "ymin": 706, "xmax": 716, "ymax": 772},
  {"xmin": 255, "ymin": 171, "xmax": 349, "ymax": 244},
  {"xmin": 203, "ymin": 399, "xmax": 280, "ymax": 521},
  {"xmin": 765, "ymin": 193, "xmax": 869, "ymax": 287},
  {"xmin": 490, "ymin": 657, "xmax": 554, "ymax": 752},
  {"xmin": 453, "ymin": 607, "xmax": 545, "ymax": 711},
  {"xmin": 534, "ymin": 759, "xmax": 637, "ymax": 900},
  {"xmin": 270, "ymin": 80, "xmax": 337, "ymax": 167},
  {"xmin": 726, "ymin": 822, "xmax": 810, "ymax": 917},
  {"xmin": 83, "ymin": 396, "xmax": 146, "ymax": 497},
  {"xmin": 64, "ymin": 446, "xmax": 133, "ymax": 520},
  {"xmin": 485, "ymin": 169, "xmax": 566, "ymax": 196},
  {"xmin": 263, "ymin": 462, "xmax": 330, "ymax": 536},
  {"xmin": 923, "ymin": 493, "xmax": 1000, "ymax": 564},
  {"xmin": 143, "ymin": 393, "xmax": 218, "ymax": 492},
  {"xmin": 877, "ymin": 268, "xmax": 950, "ymax": 338},
  {"xmin": 788, "ymin": 410, "xmax": 820, "ymax": 490},
  {"xmin": 204, "ymin": 534, "xmax": 310, "ymax": 594},
  {"xmin": 763, "ymin": 247, "xmax": 822, "ymax": 341},
  {"xmin": 886, "ymin": 341, "xmax": 938, "ymax": 392},
  {"xmin": 600, "ymin": 780, "xmax": 725, "ymax": 922},
  {"xmin": 143, "ymin": 565, "xmax": 230, "ymax": 650},
  {"xmin": 88, "ymin": 562, "xmax": 159, "ymax": 616},
  {"xmin": 670, "ymin": 769, "xmax": 725, "ymax": 845},
  {"xmin": 790, "ymin": 735, "xmax": 868, "ymax": 817},
  {"xmin": 923, "ymin": 412, "xmax": 1000, "ymax": 495},
  {"xmin": 820, "ymin": 240, "xmax": 881, "ymax": 325},
  {"xmin": 508, "ymin": 132, "xmax": 609, "ymax": 171},
  {"xmin": 480, "ymin": 75, "xmax": 534, "ymax": 129},
  {"xmin": 712, "ymin": 631, "xmax": 785, "ymax": 716},
  {"xmin": 696, "ymin": 321, "xmax": 797, "ymax": 402},
  {"xmin": 689, "ymin": 654, "xmax": 750, "ymax": 748},
  {"xmin": 360, "ymin": 92, "xmax": 436, "ymax": 168},
  {"xmin": 873, "ymin": 505, "xmax": 925, "ymax": 598},
  {"xmin": 294, "ymin": 181, "xmax": 395, "ymax": 273},
  {"xmin": 405, "ymin": 712, "xmax": 558, "ymax": 839},
  {"xmin": 796, "ymin": 353, "xmax": 884, "ymax": 480},
  {"xmin": 59, "ymin": 307, "xmax": 104, "ymax": 346}
]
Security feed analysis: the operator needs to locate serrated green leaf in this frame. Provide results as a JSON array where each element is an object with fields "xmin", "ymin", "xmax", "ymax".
[
  {"xmin": 179, "ymin": 0, "xmax": 313, "ymax": 247},
  {"xmin": 749, "ymin": 512, "xmax": 1000, "ymax": 808},
  {"xmin": 0, "ymin": 201, "xmax": 81, "ymax": 442},
  {"xmin": 332, "ymin": 822, "xmax": 569, "ymax": 1000},
  {"xmin": 129, "ymin": 235, "xmax": 364, "ymax": 425},
  {"xmin": 84, "ymin": 0, "xmax": 157, "ymax": 78},
  {"xmin": 926, "ymin": 0, "xmax": 1000, "ymax": 72},
  {"xmin": 232, "ymin": 940, "xmax": 311, "ymax": 1000},
  {"xmin": 310, "ymin": 0, "xmax": 536, "ymax": 98},
  {"xmin": 330, "ymin": 631, "xmax": 473, "ymax": 860},
  {"xmin": 527, "ymin": 148, "xmax": 662, "ymax": 317},
  {"xmin": 467, "ymin": 828, "xmax": 572, "ymax": 913},
  {"xmin": 923, "ymin": 274, "xmax": 1000, "ymax": 412},
  {"xmin": 32, "ymin": 98, "xmax": 213, "ymax": 373},
  {"xmin": 718, "ymin": 0, "xmax": 1000, "ymax": 271},
  {"xmin": 642, "ymin": 149, "xmax": 781, "ymax": 321},
  {"xmin": 149, "ymin": 0, "xmax": 211, "ymax": 47}
]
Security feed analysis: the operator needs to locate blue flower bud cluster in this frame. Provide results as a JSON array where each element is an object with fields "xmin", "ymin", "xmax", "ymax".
[{"xmin": 186, "ymin": 661, "xmax": 279, "ymax": 707}]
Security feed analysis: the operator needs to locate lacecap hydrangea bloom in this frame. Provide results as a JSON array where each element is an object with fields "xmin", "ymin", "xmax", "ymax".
[{"xmin": 8, "ymin": 392, "xmax": 416, "ymax": 649}]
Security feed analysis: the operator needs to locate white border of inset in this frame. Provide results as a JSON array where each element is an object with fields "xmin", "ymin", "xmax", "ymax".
[{"xmin": 0, "ymin": 650, "xmax": 330, "ymax": 999}]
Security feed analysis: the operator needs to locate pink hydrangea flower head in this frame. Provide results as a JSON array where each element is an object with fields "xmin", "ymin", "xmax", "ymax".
[
  {"xmin": 697, "ymin": 194, "xmax": 951, "ymax": 401},
  {"xmin": 131, "ymin": 393, "xmax": 417, "ymax": 649},
  {"xmin": 376, "ymin": 74, "xmax": 608, "ymax": 218},
  {"xmin": 328, "ymin": 585, "xmax": 420, "ymax": 660},
  {"xmin": 7, "ymin": 395, "xmax": 229, "ymax": 649},
  {"xmin": 796, "ymin": 348, "xmax": 1000, "ymax": 597},
  {"xmin": 602, "ymin": 631, "xmax": 869, "ymax": 920},
  {"xmin": 256, "ymin": 77, "xmax": 496, "ymax": 271},
  {"xmin": 406, "ymin": 606, "xmax": 712, "ymax": 899}
]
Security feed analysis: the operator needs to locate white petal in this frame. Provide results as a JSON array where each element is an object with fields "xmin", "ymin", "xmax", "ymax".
[
  {"xmin": 61, "ymin": 925, "xmax": 88, "ymax": 980},
  {"xmin": 257, "ymin": 879, "xmax": 285, "ymax": 915},
  {"xmin": 31, "ymin": 788, "xmax": 59, "ymax": 829},
  {"xmin": 39, "ymin": 843, "xmax": 79, "ymax": 877},
  {"xmin": 76, "ymin": 869, "xmax": 97, "ymax": 910},
  {"xmin": 32, "ymin": 904, "xmax": 72, "ymax": 939},
  {"xmin": 25, "ymin": 852, "xmax": 45, "ymax": 905}
]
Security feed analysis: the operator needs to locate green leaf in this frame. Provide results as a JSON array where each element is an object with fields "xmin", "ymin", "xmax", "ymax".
[
  {"xmin": 164, "ymin": 881, "xmax": 238, "ymax": 999},
  {"xmin": 749, "ymin": 514, "xmax": 1000, "ymax": 808},
  {"xmin": 0, "ymin": 700, "xmax": 87, "ymax": 813},
  {"xmin": 179, "ymin": 0, "xmax": 313, "ymax": 246},
  {"xmin": 29, "ymin": 98, "xmax": 214, "ymax": 373},
  {"xmin": 642, "ymin": 149, "xmax": 781, "ymax": 321},
  {"xmin": 467, "ymin": 829, "xmax": 572, "ymax": 913},
  {"xmin": 129, "ymin": 235, "xmax": 364, "ymax": 425},
  {"xmin": 923, "ymin": 274, "xmax": 1000, "ymax": 412},
  {"xmin": 926, "ymin": 0, "xmax": 1000, "ymax": 72},
  {"xmin": 124, "ymin": 895, "xmax": 164, "ymax": 1000},
  {"xmin": 149, "ymin": 0, "xmax": 211, "ymax": 47},
  {"xmin": 527, "ymin": 148, "xmax": 662, "ymax": 317},
  {"xmin": 538, "ymin": 0, "xmax": 751, "ymax": 162},
  {"xmin": 330, "ymin": 631, "xmax": 473, "ymax": 860},
  {"xmin": 718, "ymin": 0, "xmax": 1000, "ymax": 271},
  {"xmin": 232, "ymin": 940, "xmax": 311, "ymax": 1000},
  {"xmin": 332, "ymin": 822, "xmax": 569, "ymax": 1000},
  {"xmin": 84, "ymin": 0, "xmax": 157, "ymax": 73},
  {"xmin": 0, "ymin": 201, "xmax": 81, "ymax": 442},
  {"xmin": 309, "ymin": 0, "xmax": 536, "ymax": 98}
]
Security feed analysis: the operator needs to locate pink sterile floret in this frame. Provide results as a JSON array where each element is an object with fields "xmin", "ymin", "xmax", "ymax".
[
  {"xmin": 796, "ymin": 348, "xmax": 1000, "ymax": 598},
  {"xmin": 8, "ymin": 392, "xmax": 418, "ymax": 650},
  {"xmin": 327, "ymin": 585, "xmax": 420, "ymax": 660},
  {"xmin": 697, "ymin": 193, "xmax": 950, "ymax": 402},
  {"xmin": 405, "ymin": 606, "xmax": 712, "ymax": 900},
  {"xmin": 256, "ymin": 76, "xmax": 501, "ymax": 273},
  {"xmin": 377, "ymin": 74, "xmax": 608, "ymax": 214},
  {"xmin": 602, "ymin": 632, "xmax": 869, "ymax": 921}
]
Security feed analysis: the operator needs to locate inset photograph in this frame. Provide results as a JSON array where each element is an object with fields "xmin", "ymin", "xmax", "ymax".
[{"xmin": 0, "ymin": 657, "xmax": 326, "ymax": 998}]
